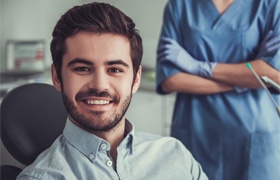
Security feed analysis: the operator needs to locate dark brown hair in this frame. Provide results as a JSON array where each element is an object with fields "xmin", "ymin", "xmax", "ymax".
[{"xmin": 50, "ymin": 2, "xmax": 143, "ymax": 81}]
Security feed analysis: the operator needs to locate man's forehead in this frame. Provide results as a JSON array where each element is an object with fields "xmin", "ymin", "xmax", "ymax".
[{"xmin": 63, "ymin": 32, "xmax": 133, "ymax": 67}]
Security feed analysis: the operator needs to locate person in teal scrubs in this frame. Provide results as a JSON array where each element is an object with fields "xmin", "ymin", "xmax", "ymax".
[{"xmin": 156, "ymin": 0, "xmax": 280, "ymax": 179}]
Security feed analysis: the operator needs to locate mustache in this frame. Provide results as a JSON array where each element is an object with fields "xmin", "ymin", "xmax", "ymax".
[{"xmin": 76, "ymin": 89, "xmax": 117, "ymax": 101}]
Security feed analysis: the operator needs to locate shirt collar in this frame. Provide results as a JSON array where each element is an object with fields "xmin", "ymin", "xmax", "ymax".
[
  {"xmin": 63, "ymin": 118, "xmax": 135, "ymax": 162},
  {"xmin": 118, "ymin": 119, "xmax": 135, "ymax": 154}
]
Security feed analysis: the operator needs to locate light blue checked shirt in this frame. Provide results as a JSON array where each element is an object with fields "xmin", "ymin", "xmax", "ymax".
[{"xmin": 17, "ymin": 118, "xmax": 208, "ymax": 180}]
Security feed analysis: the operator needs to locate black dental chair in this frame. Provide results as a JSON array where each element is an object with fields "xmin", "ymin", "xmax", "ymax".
[{"xmin": 0, "ymin": 83, "xmax": 68, "ymax": 180}]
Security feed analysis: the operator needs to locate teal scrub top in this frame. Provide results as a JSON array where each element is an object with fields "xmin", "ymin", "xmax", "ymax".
[{"xmin": 156, "ymin": 0, "xmax": 280, "ymax": 179}]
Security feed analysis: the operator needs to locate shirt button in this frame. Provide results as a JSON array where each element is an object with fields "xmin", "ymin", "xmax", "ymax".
[
  {"xmin": 101, "ymin": 144, "xmax": 107, "ymax": 150},
  {"xmin": 89, "ymin": 154, "xmax": 94, "ymax": 159},
  {"xmin": 106, "ymin": 160, "xmax": 113, "ymax": 167}
]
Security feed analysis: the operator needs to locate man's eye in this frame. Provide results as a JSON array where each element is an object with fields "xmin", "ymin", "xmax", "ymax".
[
  {"xmin": 108, "ymin": 68, "xmax": 122, "ymax": 73},
  {"xmin": 74, "ymin": 67, "xmax": 91, "ymax": 72}
]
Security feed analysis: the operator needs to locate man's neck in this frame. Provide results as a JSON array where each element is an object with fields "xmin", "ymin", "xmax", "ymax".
[
  {"xmin": 93, "ymin": 119, "xmax": 126, "ymax": 164},
  {"xmin": 69, "ymin": 117, "xmax": 126, "ymax": 164}
]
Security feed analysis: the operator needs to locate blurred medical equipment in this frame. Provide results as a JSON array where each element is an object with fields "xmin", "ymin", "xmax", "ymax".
[
  {"xmin": 260, "ymin": 76, "xmax": 280, "ymax": 93},
  {"xmin": 246, "ymin": 62, "xmax": 280, "ymax": 117}
]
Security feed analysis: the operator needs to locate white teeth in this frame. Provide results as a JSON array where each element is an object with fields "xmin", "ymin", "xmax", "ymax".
[{"xmin": 86, "ymin": 100, "xmax": 110, "ymax": 105}]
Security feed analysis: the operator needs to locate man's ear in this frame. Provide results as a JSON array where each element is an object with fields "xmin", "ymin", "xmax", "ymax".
[
  {"xmin": 51, "ymin": 64, "xmax": 62, "ymax": 92},
  {"xmin": 132, "ymin": 66, "xmax": 142, "ymax": 94}
]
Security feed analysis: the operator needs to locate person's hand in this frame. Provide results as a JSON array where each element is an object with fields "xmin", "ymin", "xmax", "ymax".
[
  {"xmin": 157, "ymin": 37, "xmax": 217, "ymax": 78},
  {"xmin": 257, "ymin": 30, "xmax": 280, "ymax": 58}
]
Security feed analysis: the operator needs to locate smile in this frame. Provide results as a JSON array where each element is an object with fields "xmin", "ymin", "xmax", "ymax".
[{"xmin": 86, "ymin": 100, "xmax": 110, "ymax": 105}]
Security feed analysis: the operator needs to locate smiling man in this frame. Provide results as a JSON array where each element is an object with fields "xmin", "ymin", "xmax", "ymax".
[{"xmin": 17, "ymin": 2, "xmax": 207, "ymax": 180}]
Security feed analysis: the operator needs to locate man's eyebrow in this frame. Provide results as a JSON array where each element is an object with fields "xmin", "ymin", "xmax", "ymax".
[
  {"xmin": 67, "ymin": 58, "xmax": 93, "ymax": 67},
  {"xmin": 67, "ymin": 58, "xmax": 129, "ymax": 67},
  {"xmin": 106, "ymin": 60, "xmax": 129, "ymax": 67}
]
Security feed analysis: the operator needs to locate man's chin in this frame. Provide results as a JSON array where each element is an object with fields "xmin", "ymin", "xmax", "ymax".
[{"xmin": 70, "ymin": 115, "xmax": 122, "ymax": 132}]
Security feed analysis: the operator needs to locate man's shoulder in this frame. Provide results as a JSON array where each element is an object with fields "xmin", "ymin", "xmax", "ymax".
[
  {"xmin": 17, "ymin": 136, "xmax": 74, "ymax": 179},
  {"xmin": 134, "ymin": 131, "xmax": 186, "ymax": 149}
]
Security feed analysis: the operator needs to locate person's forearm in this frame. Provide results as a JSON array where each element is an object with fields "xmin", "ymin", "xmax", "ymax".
[
  {"xmin": 212, "ymin": 59, "xmax": 280, "ymax": 88},
  {"xmin": 161, "ymin": 73, "xmax": 233, "ymax": 94}
]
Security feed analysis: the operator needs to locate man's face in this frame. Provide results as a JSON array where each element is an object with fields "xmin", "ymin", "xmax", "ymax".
[{"xmin": 52, "ymin": 32, "xmax": 141, "ymax": 133}]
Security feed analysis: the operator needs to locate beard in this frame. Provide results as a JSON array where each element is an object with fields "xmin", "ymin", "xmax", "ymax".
[{"xmin": 62, "ymin": 88, "xmax": 132, "ymax": 132}]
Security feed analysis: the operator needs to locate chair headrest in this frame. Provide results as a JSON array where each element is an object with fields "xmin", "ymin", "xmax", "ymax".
[{"xmin": 0, "ymin": 83, "xmax": 68, "ymax": 166}]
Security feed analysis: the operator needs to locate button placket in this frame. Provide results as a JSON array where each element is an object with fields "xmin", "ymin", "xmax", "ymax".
[
  {"xmin": 101, "ymin": 143, "xmax": 107, "ymax": 150},
  {"xmin": 106, "ymin": 160, "xmax": 113, "ymax": 167},
  {"xmin": 89, "ymin": 154, "xmax": 95, "ymax": 159},
  {"xmin": 99, "ymin": 142, "xmax": 115, "ymax": 168}
]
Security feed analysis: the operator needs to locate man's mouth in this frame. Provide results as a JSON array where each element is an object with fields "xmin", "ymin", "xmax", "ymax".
[
  {"xmin": 76, "ymin": 89, "xmax": 115, "ymax": 106},
  {"xmin": 85, "ymin": 99, "xmax": 110, "ymax": 105}
]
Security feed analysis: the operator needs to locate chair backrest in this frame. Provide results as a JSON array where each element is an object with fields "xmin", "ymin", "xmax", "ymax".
[
  {"xmin": 0, "ymin": 83, "xmax": 68, "ymax": 166},
  {"xmin": 0, "ymin": 165, "xmax": 22, "ymax": 180}
]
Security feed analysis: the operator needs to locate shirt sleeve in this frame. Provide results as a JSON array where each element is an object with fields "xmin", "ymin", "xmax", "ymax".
[
  {"xmin": 17, "ymin": 175, "xmax": 41, "ymax": 180},
  {"xmin": 176, "ymin": 139, "xmax": 209, "ymax": 180},
  {"xmin": 156, "ymin": 0, "xmax": 183, "ymax": 94},
  {"xmin": 258, "ymin": 0, "xmax": 280, "ymax": 71}
]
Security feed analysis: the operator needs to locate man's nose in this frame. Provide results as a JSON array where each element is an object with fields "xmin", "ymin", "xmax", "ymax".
[{"xmin": 87, "ymin": 70, "xmax": 110, "ymax": 91}]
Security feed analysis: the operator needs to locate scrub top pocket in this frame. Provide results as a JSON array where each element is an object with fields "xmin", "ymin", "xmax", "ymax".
[{"xmin": 248, "ymin": 132, "xmax": 280, "ymax": 180}]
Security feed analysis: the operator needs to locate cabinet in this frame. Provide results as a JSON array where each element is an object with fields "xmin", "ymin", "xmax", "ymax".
[
  {"xmin": 126, "ymin": 90, "xmax": 175, "ymax": 136},
  {"xmin": 161, "ymin": 93, "xmax": 176, "ymax": 136},
  {"xmin": 126, "ymin": 91, "xmax": 163, "ymax": 135}
]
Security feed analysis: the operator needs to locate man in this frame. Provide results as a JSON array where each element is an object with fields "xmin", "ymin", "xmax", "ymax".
[{"xmin": 17, "ymin": 2, "xmax": 207, "ymax": 180}]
